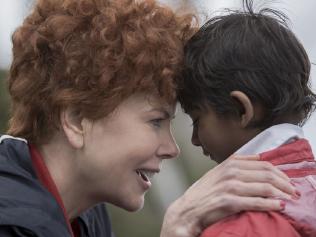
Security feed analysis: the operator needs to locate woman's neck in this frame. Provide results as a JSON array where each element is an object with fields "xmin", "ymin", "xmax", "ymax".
[{"xmin": 38, "ymin": 134, "xmax": 95, "ymax": 220}]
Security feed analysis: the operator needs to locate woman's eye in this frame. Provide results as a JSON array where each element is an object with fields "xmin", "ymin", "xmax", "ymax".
[{"xmin": 151, "ymin": 118, "xmax": 164, "ymax": 128}]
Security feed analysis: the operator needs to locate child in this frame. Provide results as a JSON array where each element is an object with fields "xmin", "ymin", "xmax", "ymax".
[{"xmin": 178, "ymin": 0, "xmax": 316, "ymax": 236}]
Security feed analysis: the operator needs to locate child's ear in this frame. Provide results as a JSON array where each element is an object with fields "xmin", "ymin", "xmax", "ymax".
[
  {"xmin": 60, "ymin": 108, "xmax": 84, "ymax": 149},
  {"xmin": 230, "ymin": 91, "xmax": 254, "ymax": 128}
]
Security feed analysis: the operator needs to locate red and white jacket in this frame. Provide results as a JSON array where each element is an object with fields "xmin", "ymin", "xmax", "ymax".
[{"xmin": 201, "ymin": 124, "xmax": 316, "ymax": 237}]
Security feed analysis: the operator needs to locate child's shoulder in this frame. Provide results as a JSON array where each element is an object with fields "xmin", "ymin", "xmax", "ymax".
[{"xmin": 200, "ymin": 211, "xmax": 299, "ymax": 237}]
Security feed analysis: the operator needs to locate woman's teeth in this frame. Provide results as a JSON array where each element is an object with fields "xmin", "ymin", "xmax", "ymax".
[{"xmin": 136, "ymin": 170, "xmax": 154, "ymax": 182}]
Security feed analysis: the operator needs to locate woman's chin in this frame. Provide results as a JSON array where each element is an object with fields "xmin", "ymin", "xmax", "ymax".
[{"xmin": 116, "ymin": 195, "xmax": 145, "ymax": 212}]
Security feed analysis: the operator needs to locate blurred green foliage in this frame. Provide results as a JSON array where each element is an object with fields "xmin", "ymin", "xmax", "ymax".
[
  {"xmin": 0, "ymin": 70, "xmax": 9, "ymax": 133},
  {"xmin": 108, "ymin": 201, "xmax": 162, "ymax": 237}
]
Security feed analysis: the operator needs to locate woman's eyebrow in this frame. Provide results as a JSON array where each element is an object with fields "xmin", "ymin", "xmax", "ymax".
[{"xmin": 147, "ymin": 108, "xmax": 175, "ymax": 119}]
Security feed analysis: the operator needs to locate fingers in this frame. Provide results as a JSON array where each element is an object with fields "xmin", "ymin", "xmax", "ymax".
[
  {"xmin": 258, "ymin": 162, "xmax": 290, "ymax": 182},
  {"xmin": 211, "ymin": 158, "xmax": 297, "ymax": 198},
  {"xmin": 225, "ymin": 169, "xmax": 296, "ymax": 198},
  {"xmin": 223, "ymin": 158, "xmax": 291, "ymax": 182},
  {"xmin": 200, "ymin": 195, "xmax": 286, "ymax": 228},
  {"xmin": 218, "ymin": 195, "xmax": 286, "ymax": 213},
  {"xmin": 219, "ymin": 179, "xmax": 293, "ymax": 200},
  {"xmin": 232, "ymin": 154, "xmax": 291, "ymax": 181},
  {"xmin": 228, "ymin": 154, "xmax": 260, "ymax": 160}
]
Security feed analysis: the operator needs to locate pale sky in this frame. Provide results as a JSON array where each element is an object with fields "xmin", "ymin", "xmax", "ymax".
[{"xmin": 0, "ymin": 0, "xmax": 33, "ymax": 69}]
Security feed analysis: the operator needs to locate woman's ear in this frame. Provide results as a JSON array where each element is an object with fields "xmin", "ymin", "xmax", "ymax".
[
  {"xmin": 60, "ymin": 108, "xmax": 84, "ymax": 149},
  {"xmin": 230, "ymin": 91, "xmax": 254, "ymax": 128}
]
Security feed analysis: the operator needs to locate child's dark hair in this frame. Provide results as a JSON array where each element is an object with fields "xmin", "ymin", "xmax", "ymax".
[{"xmin": 178, "ymin": 0, "xmax": 316, "ymax": 128}]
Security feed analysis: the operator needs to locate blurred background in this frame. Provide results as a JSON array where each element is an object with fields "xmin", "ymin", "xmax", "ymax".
[{"xmin": 0, "ymin": 0, "xmax": 315, "ymax": 236}]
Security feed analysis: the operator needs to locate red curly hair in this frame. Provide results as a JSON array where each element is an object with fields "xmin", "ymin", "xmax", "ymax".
[{"xmin": 7, "ymin": 0, "xmax": 196, "ymax": 144}]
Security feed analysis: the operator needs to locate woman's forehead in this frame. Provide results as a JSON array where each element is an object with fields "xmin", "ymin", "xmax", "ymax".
[{"xmin": 120, "ymin": 93, "xmax": 176, "ymax": 115}]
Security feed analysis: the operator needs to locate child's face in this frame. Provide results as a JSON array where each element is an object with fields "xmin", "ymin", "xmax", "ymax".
[{"xmin": 188, "ymin": 106, "xmax": 252, "ymax": 163}]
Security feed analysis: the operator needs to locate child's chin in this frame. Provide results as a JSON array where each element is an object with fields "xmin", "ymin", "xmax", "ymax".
[{"xmin": 212, "ymin": 155, "xmax": 226, "ymax": 164}]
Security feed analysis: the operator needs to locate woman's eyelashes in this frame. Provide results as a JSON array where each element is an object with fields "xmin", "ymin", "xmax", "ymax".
[{"xmin": 150, "ymin": 118, "xmax": 165, "ymax": 128}]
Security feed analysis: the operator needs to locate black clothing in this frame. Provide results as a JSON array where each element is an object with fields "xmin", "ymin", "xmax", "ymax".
[{"xmin": 0, "ymin": 135, "xmax": 113, "ymax": 237}]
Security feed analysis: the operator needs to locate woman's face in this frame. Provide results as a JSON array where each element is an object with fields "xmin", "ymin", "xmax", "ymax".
[{"xmin": 79, "ymin": 94, "xmax": 179, "ymax": 211}]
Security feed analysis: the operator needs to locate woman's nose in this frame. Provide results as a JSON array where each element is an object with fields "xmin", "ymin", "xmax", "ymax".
[{"xmin": 157, "ymin": 133, "xmax": 180, "ymax": 159}]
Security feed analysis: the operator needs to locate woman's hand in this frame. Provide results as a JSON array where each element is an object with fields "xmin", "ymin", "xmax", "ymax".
[{"xmin": 160, "ymin": 154, "xmax": 298, "ymax": 237}]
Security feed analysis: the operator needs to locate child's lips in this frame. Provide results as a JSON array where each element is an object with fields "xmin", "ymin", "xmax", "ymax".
[
  {"xmin": 202, "ymin": 149, "xmax": 215, "ymax": 160},
  {"xmin": 202, "ymin": 149, "xmax": 210, "ymax": 156},
  {"xmin": 202, "ymin": 148, "xmax": 216, "ymax": 160}
]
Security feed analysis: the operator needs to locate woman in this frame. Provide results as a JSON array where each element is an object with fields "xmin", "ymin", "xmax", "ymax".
[{"xmin": 2, "ymin": 0, "xmax": 297, "ymax": 236}]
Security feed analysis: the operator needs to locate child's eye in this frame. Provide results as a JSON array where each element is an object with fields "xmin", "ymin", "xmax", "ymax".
[{"xmin": 191, "ymin": 118, "xmax": 199, "ymax": 127}]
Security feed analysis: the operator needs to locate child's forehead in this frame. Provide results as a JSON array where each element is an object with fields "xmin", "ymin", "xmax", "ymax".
[
  {"xmin": 187, "ymin": 109, "xmax": 200, "ymax": 117},
  {"xmin": 186, "ymin": 108, "xmax": 208, "ymax": 119}
]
